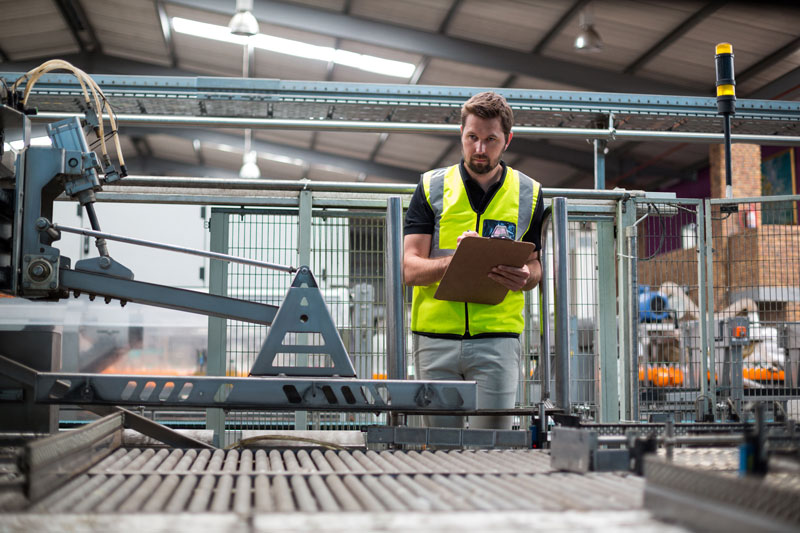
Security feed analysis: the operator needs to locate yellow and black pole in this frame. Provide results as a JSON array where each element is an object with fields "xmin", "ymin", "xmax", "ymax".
[{"xmin": 715, "ymin": 42, "xmax": 736, "ymax": 199}]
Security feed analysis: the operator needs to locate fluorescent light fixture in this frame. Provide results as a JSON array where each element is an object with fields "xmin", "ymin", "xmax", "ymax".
[{"xmin": 172, "ymin": 17, "xmax": 416, "ymax": 78}]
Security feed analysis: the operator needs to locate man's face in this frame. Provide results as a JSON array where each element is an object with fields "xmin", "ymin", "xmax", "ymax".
[{"xmin": 461, "ymin": 114, "xmax": 511, "ymax": 176}]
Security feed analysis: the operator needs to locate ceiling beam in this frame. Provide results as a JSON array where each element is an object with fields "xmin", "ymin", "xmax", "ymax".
[
  {"xmin": 54, "ymin": 0, "xmax": 102, "ymax": 54},
  {"xmin": 738, "ymin": 35, "xmax": 800, "ymax": 86},
  {"xmin": 156, "ymin": 1, "xmax": 178, "ymax": 68},
  {"xmin": 166, "ymin": 0, "xmax": 696, "ymax": 95},
  {"xmin": 135, "ymin": 126, "xmax": 420, "ymax": 183},
  {"xmin": 533, "ymin": 0, "xmax": 590, "ymax": 55},
  {"xmin": 624, "ymin": 1, "xmax": 725, "ymax": 75}
]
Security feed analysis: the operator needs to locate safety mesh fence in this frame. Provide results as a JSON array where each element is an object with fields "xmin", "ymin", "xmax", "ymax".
[
  {"xmin": 523, "ymin": 215, "xmax": 600, "ymax": 419},
  {"xmin": 707, "ymin": 196, "xmax": 800, "ymax": 422},
  {"xmin": 634, "ymin": 200, "xmax": 704, "ymax": 422}
]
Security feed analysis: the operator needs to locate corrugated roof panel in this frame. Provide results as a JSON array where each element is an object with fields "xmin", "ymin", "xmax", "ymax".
[
  {"xmin": 350, "ymin": 0, "xmax": 454, "ymax": 32},
  {"xmin": 510, "ymin": 75, "xmax": 585, "ymax": 92},
  {"xmin": 145, "ymin": 134, "xmax": 198, "ymax": 164},
  {"xmin": 254, "ymin": 130, "xmax": 315, "ymax": 150},
  {"xmin": 374, "ymin": 133, "xmax": 452, "ymax": 171},
  {"xmin": 639, "ymin": 4, "xmax": 800, "ymax": 89},
  {"xmin": 513, "ymin": 156, "xmax": 578, "ymax": 183},
  {"xmin": 738, "ymin": 49, "xmax": 800, "ymax": 98},
  {"xmin": 254, "ymin": 48, "xmax": 330, "ymax": 81},
  {"xmin": 282, "ymin": 0, "xmax": 348, "ymax": 12},
  {"xmin": 307, "ymin": 165, "xmax": 358, "ymax": 181},
  {"xmin": 416, "ymin": 58, "xmax": 507, "ymax": 87},
  {"xmin": 446, "ymin": 0, "xmax": 565, "ymax": 52},
  {"xmin": 173, "ymin": 33, "xmax": 243, "ymax": 76},
  {"xmin": 314, "ymin": 131, "xmax": 381, "ymax": 160},
  {"xmin": 543, "ymin": 0, "xmax": 701, "ymax": 72},
  {"xmin": 329, "ymin": 39, "xmax": 423, "ymax": 84},
  {"xmin": 258, "ymin": 158, "xmax": 307, "ymax": 180},
  {"xmin": 82, "ymin": 0, "xmax": 168, "ymax": 65},
  {"xmin": 0, "ymin": 0, "xmax": 79, "ymax": 60}
]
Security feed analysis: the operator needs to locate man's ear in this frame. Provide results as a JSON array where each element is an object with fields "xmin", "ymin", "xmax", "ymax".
[{"xmin": 505, "ymin": 131, "xmax": 513, "ymax": 150}]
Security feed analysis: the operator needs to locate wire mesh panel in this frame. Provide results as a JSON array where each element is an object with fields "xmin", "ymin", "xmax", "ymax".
[
  {"xmin": 523, "ymin": 210, "xmax": 601, "ymax": 420},
  {"xmin": 634, "ymin": 200, "xmax": 705, "ymax": 422},
  {"xmin": 709, "ymin": 196, "xmax": 800, "ymax": 422},
  {"xmin": 224, "ymin": 209, "xmax": 299, "ymax": 438}
]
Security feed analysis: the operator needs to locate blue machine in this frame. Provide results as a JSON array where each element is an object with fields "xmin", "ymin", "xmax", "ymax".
[{"xmin": 638, "ymin": 285, "xmax": 670, "ymax": 323}]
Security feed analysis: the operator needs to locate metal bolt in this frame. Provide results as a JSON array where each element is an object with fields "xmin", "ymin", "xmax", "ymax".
[
  {"xmin": 98, "ymin": 257, "xmax": 112, "ymax": 269},
  {"xmin": 68, "ymin": 157, "xmax": 79, "ymax": 168},
  {"xmin": 30, "ymin": 264, "xmax": 46, "ymax": 278},
  {"xmin": 35, "ymin": 218, "xmax": 49, "ymax": 230}
]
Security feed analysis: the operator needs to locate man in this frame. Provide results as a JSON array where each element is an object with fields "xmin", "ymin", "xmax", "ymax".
[{"xmin": 403, "ymin": 91, "xmax": 544, "ymax": 430}]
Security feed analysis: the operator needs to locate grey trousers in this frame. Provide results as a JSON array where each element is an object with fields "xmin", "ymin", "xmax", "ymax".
[{"xmin": 412, "ymin": 334, "xmax": 521, "ymax": 430}]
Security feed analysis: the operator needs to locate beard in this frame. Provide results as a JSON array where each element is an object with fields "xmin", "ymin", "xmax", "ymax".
[{"xmin": 465, "ymin": 155, "xmax": 500, "ymax": 175}]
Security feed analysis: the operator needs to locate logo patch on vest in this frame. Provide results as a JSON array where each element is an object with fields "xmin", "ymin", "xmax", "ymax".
[{"xmin": 482, "ymin": 219, "xmax": 516, "ymax": 240}]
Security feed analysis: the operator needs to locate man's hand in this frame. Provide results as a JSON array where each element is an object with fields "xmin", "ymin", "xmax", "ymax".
[
  {"xmin": 489, "ymin": 263, "xmax": 531, "ymax": 292},
  {"xmin": 457, "ymin": 230, "xmax": 479, "ymax": 244}
]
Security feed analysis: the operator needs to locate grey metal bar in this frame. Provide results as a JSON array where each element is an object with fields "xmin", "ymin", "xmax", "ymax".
[
  {"xmin": 703, "ymin": 199, "xmax": 717, "ymax": 419},
  {"xmin": 29, "ymin": 113, "xmax": 800, "ymax": 144},
  {"xmin": 385, "ymin": 196, "xmax": 406, "ymax": 428},
  {"xmin": 552, "ymin": 198, "xmax": 570, "ymax": 412},
  {"xmin": 53, "ymin": 223, "xmax": 296, "ymax": 273},
  {"xmin": 59, "ymin": 268, "xmax": 278, "ymax": 325},
  {"xmin": 539, "ymin": 206, "xmax": 553, "ymax": 409},
  {"xmin": 207, "ymin": 209, "xmax": 229, "ymax": 446},
  {"xmin": 85, "ymin": 405, "xmax": 214, "ymax": 449},
  {"xmin": 627, "ymin": 225, "xmax": 640, "ymax": 422},
  {"xmin": 596, "ymin": 220, "xmax": 619, "ymax": 422},
  {"xmin": 594, "ymin": 139, "xmax": 606, "ymax": 189},
  {"xmin": 97, "ymin": 176, "xmax": 646, "ymax": 200},
  {"xmin": 295, "ymin": 189, "xmax": 312, "ymax": 431}
]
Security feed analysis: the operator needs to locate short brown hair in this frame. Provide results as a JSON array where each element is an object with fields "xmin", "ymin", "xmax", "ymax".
[{"xmin": 460, "ymin": 91, "xmax": 514, "ymax": 140}]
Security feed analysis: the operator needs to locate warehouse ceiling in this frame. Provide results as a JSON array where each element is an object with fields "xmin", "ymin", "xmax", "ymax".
[{"xmin": 1, "ymin": 0, "xmax": 798, "ymax": 190}]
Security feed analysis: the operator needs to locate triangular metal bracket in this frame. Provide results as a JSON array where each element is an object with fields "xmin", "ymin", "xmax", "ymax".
[{"xmin": 249, "ymin": 267, "xmax": 356, "ymax": 377}]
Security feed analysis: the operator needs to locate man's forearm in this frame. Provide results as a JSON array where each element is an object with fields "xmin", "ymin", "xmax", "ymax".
[{"xmin": 403, "ymin": 255, "xmax": 451, "ymax": 286}]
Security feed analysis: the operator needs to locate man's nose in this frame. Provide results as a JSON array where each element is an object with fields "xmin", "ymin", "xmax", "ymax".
[{"xmin": 476, "ymin": 141, "xmax": 487, "ymax": 153}]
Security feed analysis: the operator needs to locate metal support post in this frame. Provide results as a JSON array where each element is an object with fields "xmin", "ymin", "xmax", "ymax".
[
  {"xmin": 596, "ymin": 220, "xmax": 619, "ymax": 422},
  {"xmin": 538, "ymin": 206, "xmax": 553, "ymax": 439},
  {"xmin": 617, "ymin": 197, "xmax": 636, "ymax": 420},
  {"xmin": 704, "ymin": 199, "xmax": 717, "ymax": 419},
  {"xmin": 695, "ymin": 202, "xmax": 711, "ymax": 420},
  {"xmin": 296, "ymin": 189, "xmax": 312, "ymax": 430},
  {"xmin": 593, "ymin": 139, "xmax": 607, "ymax": 189},
  {"xmin": 626, "ymin": 225, "xmax": 639, "ymax": 422},
  {"xmin": 385, "ymin": 196, "xmax": 405, "ymax": 426},
  {"xmin": 552, "ymin": 197, "xmax": 570, "ymax": 413},
  {"xmin": 207, "ymin": 210, "xmax": 229, "ymax": 447}
]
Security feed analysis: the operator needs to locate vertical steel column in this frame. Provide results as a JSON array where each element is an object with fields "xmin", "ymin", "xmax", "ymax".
[
  {"xmin": 593, "ymin": 140, "xmax": 607, "ymax": 189},
  {"xmin": 552, "ymin": 198, "xmax": 570, "ymax": 412},
  {"xmin": 296, "ymin": 190, "xmax": 312, "ymax": 430},
  {"xmin": 539, "ymin": 208, "xmax": 553, "ymax": 405},
  {"xmin": 596, "ymin": 220, "xmax": 619, "ymax": 422},
  {"xmin": 696, "ymin": 202, "xmax": 711, "ymax": 420},
  {"xmin": 207, "ymin": 209, "xmax": 229, "ymax": 447},
  {"xmin": 616, "ymin": 197, "xmax": 636, "ymax": 420},
  {"xmin": 704, "ymin": 199, "xmax": 717, "ymax": 419},
  {"xmin": 385, "ymin": 196, "xmax": 405, "ymax": 426},
  {"xmin": 626, "ymin": 225, "xmax": 639, "ymax": 422}
]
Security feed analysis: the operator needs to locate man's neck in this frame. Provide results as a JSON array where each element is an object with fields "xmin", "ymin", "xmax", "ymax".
[{"xmin": 465, "ymin": 163, "xmax": 503, "ymax": 192}]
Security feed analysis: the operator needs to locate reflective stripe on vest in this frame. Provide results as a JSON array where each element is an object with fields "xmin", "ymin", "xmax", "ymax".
[{"xmin": 411, "ymin": 164, "xmax": 541, "ymax": 336}]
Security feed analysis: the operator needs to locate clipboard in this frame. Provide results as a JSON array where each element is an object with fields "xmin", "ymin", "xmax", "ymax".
[{"xmin": 434, "ymin": 236, "xmax": 535, "ymax": 305}]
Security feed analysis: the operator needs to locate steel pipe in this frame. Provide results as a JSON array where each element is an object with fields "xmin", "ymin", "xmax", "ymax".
[
  {"xmin": 52, "ymin": 223, "xmax": 296, "ymax": 273},
  {"xmin": 552, "ymin": 197, "xmax": 571, "ymax": 412},
  {"xmin": 31, "ymin": 112, "xmax": 800, "ymax": 145}
]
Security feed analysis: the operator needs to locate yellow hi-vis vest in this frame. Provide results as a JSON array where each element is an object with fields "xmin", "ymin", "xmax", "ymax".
[{"xmin": 411, "ymin": 164, "xmax": 541, "ymax": 336}]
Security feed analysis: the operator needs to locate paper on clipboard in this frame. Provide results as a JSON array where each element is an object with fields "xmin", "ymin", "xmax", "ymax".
[{"xmin": 434, "ymin": 236, "xmax": 534, "ymax": 305}]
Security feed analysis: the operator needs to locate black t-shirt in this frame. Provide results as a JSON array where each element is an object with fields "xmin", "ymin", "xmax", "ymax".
[{"xmin": 404, "ymin": 160, "xmax": 544, "ymax": 252}]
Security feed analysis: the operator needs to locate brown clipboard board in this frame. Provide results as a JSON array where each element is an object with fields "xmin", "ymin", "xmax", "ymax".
[{"xmin": 434, "ymin": 236, "xmax": 534, "ymax": 305}]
